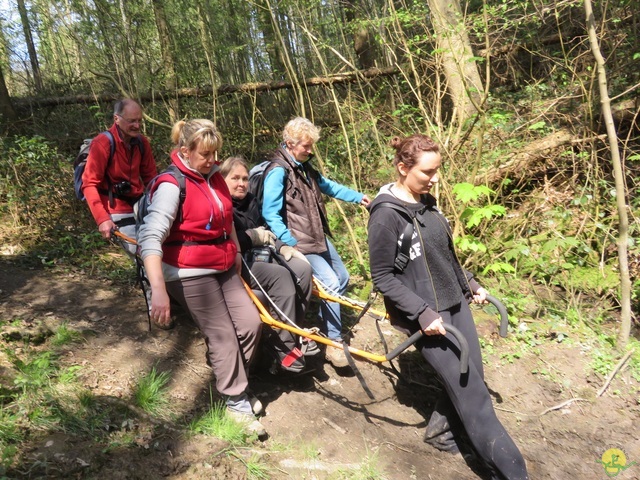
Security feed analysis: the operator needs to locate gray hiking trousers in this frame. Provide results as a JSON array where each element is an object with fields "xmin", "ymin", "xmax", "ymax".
[
  {"xmin": 245, "ymin": 257, "xmax": 312, "ymax": 351},
  {"xmin": 166, "ymin": 268, "xmax": 262, "ymax": 396}
]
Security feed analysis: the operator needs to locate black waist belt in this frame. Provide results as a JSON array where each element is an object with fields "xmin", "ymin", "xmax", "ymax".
[
  {"xmin": 114, "ymin": 217, "xmax": 136, "ymax": 227},
  {"xmin": 164, "ymin": 236, "xmax": 228, "ymax": 247},
  {"xmin": 99, "ymin": 189, "xmax": 142, "ymax": 207}
]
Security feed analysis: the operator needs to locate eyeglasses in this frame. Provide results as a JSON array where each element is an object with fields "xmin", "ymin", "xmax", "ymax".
[{"xmin": 116, "ymin": 114, "xmax": 143, "ymax": 125}]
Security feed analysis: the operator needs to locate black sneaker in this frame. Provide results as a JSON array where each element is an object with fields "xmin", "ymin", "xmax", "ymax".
[
  {"xmin": 300, "ymin": 338, "xmax": 321, "ymax": 357},
  {"xmin": 277, "ymin": 347, "xmax": 306, "ymax": 373}
]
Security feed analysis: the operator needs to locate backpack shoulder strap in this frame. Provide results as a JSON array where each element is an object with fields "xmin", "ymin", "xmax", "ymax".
[
  {"xmin": 374, "ymin": 201, "xmax": 416, "ymax": 273},
  {"xmin": 164, "ymin": 164, "xmax": 186, "ymax": 222},
  {"xmin": 137, "ymin": 135, "xmax": 145, "ymax": 159},
  {"xmin": 102, "ymin": 131, "xmax": 116, "ymax": 168},
  {"xmin": 266, "ymin": 156, "xmax": 292, "ymax": 179}
]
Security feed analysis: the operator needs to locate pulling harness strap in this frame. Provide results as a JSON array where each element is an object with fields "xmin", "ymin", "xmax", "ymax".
[
  {"xmin": 394, "ymin": 222, "xmax": 415, "ymax": 272},
  {"xmin": 342, "ymin": 341, "xmax": 375, "ymax": 400},
  {"xmin": 164, "ymin": 236, "xmax": 228, "ymax": 247}
]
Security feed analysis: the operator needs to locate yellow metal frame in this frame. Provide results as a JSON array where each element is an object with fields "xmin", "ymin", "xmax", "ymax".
[
  {"xmin": 311, "ymin": 277, "xmax": 389, "ymax": 320},
  {"xmin": 243, "ymin": 280, "xmax": 389, "ymax": 363}
]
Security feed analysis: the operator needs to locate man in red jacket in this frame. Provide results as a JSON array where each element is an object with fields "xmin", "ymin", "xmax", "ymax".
[{"xmin": 82, "ymin": 98, "xmax": 157, "ymax": 256}]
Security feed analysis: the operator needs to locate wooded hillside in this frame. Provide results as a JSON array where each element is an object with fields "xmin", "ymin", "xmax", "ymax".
[{"xmin": 0, "ymin": 0, "xmax": 638, "ymax": 341}]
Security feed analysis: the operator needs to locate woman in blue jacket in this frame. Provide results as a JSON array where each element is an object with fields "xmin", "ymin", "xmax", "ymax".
[{"xmin": 261, "ymin": 117, "xmax": 370, "ymax": 368}]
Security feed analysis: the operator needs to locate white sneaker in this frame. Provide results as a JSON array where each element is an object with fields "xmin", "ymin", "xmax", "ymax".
[
  {"xmin": 248, "ymin": 395, "xmax": 263, "ymax": 415},
  {"xmin": 226, "ymin": 408, "xmax": 267, "ymax": 438}
]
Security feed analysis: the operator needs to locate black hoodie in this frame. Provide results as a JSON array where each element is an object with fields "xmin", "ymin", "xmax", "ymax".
[{"xmin": 367, "ymin": 184, "xmax": 481, "ymax": 333}]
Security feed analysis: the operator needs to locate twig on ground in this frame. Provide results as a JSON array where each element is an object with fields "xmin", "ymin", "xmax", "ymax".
[
  {"xmin": 379, "ymin": 441, "xmax": 414, "ymax": 454},
  {"xmin": 597, "ymin": 349, "xmax": 635, "ymax": 398},
  {"xmin": 322, "ymin": 417, "xmax": 347, "ymax": 434},
  {"xmin": 495, "ymin": 406, "xmax": 534, "ymax": 416},
  {"xmin": 538, "ymin": 398, "xmax": 587, "ymax": 416}
]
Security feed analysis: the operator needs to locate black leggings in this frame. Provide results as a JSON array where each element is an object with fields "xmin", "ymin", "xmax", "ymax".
[{"xmin": 416, "ymin": 300, "xmax": 528, "ymax": 480}]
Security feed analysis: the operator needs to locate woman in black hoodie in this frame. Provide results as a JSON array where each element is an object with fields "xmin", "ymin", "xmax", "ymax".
[{"xmin": 367, "ymin": 135, "xmax": 528, "ymax": 480}]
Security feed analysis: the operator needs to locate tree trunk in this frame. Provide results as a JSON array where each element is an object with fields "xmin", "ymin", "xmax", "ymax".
[
  {"xmin": 151, "ymin": 0, "xmax": 179, "ymax": 122},
  {"xmin": 343, "ymin": 0, "xmax": 376, "ymax": 69},
  {"xmin": 0, "ymin": 66, "xmax": 17, "ymax": 125},
  {"xmin": 16, "ymin": 0, "xmax": 43, "ymax": 92},
  {"xmin": 427, "ymin": 0, "xmax": 483, "ymax": 126},
  {"xmin": 476, "ymin": 129, "xmax": 574, "ymax": 185},
  {"xmin": 584, "ymin": 0, "xmax": 632, "ymax": 348},
  {"xmin": 257, "ymin": 1, "xmax": 287, "ymax": 78},
  {"xmin": 195, "ymin": 0, "xmax": 218, "ymax": 120}
]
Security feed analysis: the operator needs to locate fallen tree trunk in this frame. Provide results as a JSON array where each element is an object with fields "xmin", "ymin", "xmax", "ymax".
[
  {"xmin": 12, "ymin": 66, "xmax": 401, "ymax": 108},
  {"xmin": 475, "ymin": 129, "xmax": 603, "ymax": 185},
  {"xmin": 477, "ymin": 34, "xmax": 561, "ymax": 58},
  {"xmin": 611, "ymin": 96, "xmax": 639, "ymax": 126}
]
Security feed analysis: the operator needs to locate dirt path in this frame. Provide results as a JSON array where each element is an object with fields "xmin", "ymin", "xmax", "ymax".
[{"xmin": 0, "ymin": 257, "xmax": 638, "ymax": 479}]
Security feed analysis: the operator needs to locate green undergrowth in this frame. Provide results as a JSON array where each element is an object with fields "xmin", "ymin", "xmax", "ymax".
[
  {"xmin": 189, "ymin": 399, "xmax": 252, "ymax": 446},
  {"xmin": 0, "ymin": 322, "xmax": 168, "ymax": 475},
  {"xmin": 476, "ymin": 282, "xmax": 640, "ymax": 399}
]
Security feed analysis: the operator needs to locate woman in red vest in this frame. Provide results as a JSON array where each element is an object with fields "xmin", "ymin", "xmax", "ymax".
[{"xmin": 137, "ymin": 119, "xmax": 265, "ymax": 437}]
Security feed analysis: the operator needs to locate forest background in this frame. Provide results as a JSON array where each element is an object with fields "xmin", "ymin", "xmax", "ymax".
[
  {"xmin": 0, "ymin": 0, "xmax": 639, "ymax": 476},
  {"xmin": 1, "ymin": 0, "xmax": 637, "ymax": 338}
]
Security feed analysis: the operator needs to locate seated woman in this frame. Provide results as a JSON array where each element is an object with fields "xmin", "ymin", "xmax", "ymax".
[
  {"xmin": 367, "ymin": 134, "xmax": 529, "ymax": 480},
  {"xmin": 137, "ymin": 120, "xmax": 266, "ymax": 437},
  {"xmin": 221, "ymin": 156, "xmax": 318, "ymax": 373}
]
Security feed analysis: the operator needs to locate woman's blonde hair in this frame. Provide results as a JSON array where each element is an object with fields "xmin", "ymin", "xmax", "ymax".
[
  {"xmin": 282, "ymin": 117, "xmax": 320, "ymax": 145},
  {"xmin": 171, "ymin": 119, "xmax": 223, "ymax": 153}
]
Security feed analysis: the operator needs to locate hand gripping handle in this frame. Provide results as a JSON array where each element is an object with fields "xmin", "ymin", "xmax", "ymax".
[{"xmin": 384, "ymin": 324, "xmax": 470, "ymax": 374}]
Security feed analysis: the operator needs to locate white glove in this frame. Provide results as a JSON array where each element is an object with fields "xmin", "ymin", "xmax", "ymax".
[
  {"xmin": 279, "ymin": 245, "xmax": 310, "ymax": 264},
  {"xmin": 246, "ymin": 227, "xmax": 276, "ymax": 247}
]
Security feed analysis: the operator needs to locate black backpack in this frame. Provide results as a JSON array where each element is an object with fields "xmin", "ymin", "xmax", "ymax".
[
  {"xmin": 73, "ymin": 131, "xmax": 145, "ymax": 201},
  {"xmin": 73, "ymin": 131, "xmax": 115, "ymax": 200},
  {"xmin": 248, "ymin": 160, "xmax": 271, "ymax": 206},
  {"xmin": 248, "ymin": 157, "xmax": 292, "ymax": 207},
  {"xmin": 135, "ymin": 164, "xmax": 187, "ymax": 228}
]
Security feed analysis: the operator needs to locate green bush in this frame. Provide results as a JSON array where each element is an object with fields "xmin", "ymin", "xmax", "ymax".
[
  {"xmin": 0, "ymin": 135, "xmax": 102, "ymax": 262},
  {"xmin": 0, "ymin": 136, "xmax": 71, "ymax": 228}
]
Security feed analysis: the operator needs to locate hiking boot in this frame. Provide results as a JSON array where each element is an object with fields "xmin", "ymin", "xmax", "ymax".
[
  {"xmin": 325, "ymin": 346, "xmax": 349, "ymax": 368},
  {"xmin": 226, "ymin": 393, "xmax": 267, "ymax": 438},
  {"xmin": 226, "ymin": 408, "xmax": 267, "ymax": 438},
  {"xmin": 300, "ymin": 338, "xmax": 321, "ymax": 357},
  {"xmin": 424, "ymin": 408, "xmax": 460, "ymax": 454},
  {"xmin": 425, "ymin": 437, "xmax": 460, "ymax": 455}
]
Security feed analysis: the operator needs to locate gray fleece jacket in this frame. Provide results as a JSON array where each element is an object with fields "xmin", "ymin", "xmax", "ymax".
[{"xmin": 137, "ymin": 159, "xmax": 226, "ymax": 282}]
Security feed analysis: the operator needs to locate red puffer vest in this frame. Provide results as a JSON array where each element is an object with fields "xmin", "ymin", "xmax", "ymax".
[{"xmin": 156, "ymin": 151, "xmax": 237, "ymax": 271}]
